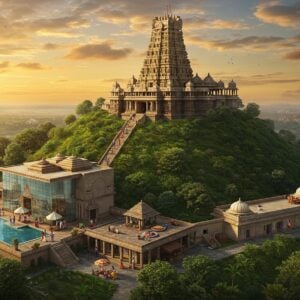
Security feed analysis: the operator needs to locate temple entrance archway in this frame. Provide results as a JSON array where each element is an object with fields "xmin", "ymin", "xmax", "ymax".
[{"xmin": 137, "ymin": 102, "xmax": 146, "ymax": 113}]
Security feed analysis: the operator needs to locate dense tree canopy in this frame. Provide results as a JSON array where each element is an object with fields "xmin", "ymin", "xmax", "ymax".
[
  {"xmin": 3, "ymin": 142, "xmax": 25, "ymax": 165},
  {"xmin": 76, "ymin": 100, "xmax": 93, "ymax": 115},
  {"xmin": 64, "ymin": 114, "xmax": 77, "ymax": 125},
  {"xmin": 0, "ymin": 258, "xmax": 29, "ymax": 299}
]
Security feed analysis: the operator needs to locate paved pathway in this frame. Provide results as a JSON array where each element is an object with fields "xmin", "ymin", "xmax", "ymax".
[{"xmin": 69, "ymin": 252, "xmax": 138, "ymax": 300}]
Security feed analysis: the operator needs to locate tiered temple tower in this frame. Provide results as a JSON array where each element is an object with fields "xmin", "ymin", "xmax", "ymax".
[{"xmin": 109, "ymin": 15, "xmax": 242, "ymax": 120}]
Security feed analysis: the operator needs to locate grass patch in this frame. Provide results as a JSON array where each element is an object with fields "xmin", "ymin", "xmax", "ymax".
[{"xmin": 29, "ymin": 268, "xmax": 116, "ymax": 300}]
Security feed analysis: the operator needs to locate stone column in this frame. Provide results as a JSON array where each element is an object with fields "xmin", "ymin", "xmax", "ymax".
[
  {"xmin": 157, "ymin": 247, "xmax": 160, "ymax": 260},
  {"xmin": 102, "ymin": 241, "xmax": 106, "ymax": 255},
  {"xmin": 148, "ymin": 250, "xmax": 151, "ymax": 264},
  {"xmin": 129, "ymin": 250, "xmax": 132, "ymax": 265},
  {"xmin": 140, "ymin": 252, "xmax": 144, "ymax": 268},
  {"xmin": 111, "ymin": 244, "xmax": 114, "ymax": 257},
  {"xmin": 120, "ymin": 247, "xmax": 123, "ymax": 260}
]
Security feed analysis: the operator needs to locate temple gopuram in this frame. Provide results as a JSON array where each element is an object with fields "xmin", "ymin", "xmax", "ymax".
[{"xmin": 109, "ymin": 14, "xmax": 243, "ymax": 120}]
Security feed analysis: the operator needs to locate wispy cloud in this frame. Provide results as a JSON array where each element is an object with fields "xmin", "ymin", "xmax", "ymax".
[
  {"xmin": 16, "ymin": 62, "xmax": 47, "ymax": 70},
  {"xmin": 65, "ymin": 41, "xmax": 133, "ymax": 60},
  {"xmin": 255, "ymin": 1, "xmax": 300, "ymax": 27},
  {"xmin": 284, "ymin": 48, "xmax": 300, "ymax": 60}
]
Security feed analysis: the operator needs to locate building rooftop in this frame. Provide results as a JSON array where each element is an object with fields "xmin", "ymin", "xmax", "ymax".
[
  {"xmin": 123, "ymin": 200, "xmax": 160, "ymax": 220},
  {"xmin": 217, "ymin": 196, "xmax": 300, "ymax": 216},
  {"xmin": 0, "ymin": 158, "xmax": 111, "ymax": 182},
  {"xmin": 87, "ymin": 215, "xmax": 195, "ymax": 251}
]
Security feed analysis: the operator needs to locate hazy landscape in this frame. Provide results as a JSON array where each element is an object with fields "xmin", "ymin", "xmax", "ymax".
[{"xmin": 0, "ymin": 105, "xmax": 75, "ymax": 137}]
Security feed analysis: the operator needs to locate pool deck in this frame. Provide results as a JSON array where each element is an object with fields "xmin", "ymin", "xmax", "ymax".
[{"xmin": 0, "ymin": 212, "xmax": 75, "ymax": 252}]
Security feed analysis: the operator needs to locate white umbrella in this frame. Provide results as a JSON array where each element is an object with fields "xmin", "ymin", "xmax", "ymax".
[
  {"xmin": 14, "ymin": 206, "xmax": 29, "ymax": 214},
  {"xmin": 46, "ymin": 211, "xmax": 62, "ymax": 221}
]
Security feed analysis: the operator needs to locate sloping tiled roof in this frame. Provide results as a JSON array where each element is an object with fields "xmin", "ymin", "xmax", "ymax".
[{"xmin": 124, "ymin": 200, "xmax": 160, "ymax": 219}]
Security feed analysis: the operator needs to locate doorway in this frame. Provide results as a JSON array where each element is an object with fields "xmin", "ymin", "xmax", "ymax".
[
  {"xmin": 276, "ymin": 221, "xmax": 283, "ymax": 232},
  {"xmin": 89, "ymin": 208, "xmax": 96, "ymax": 221},
  {"xmin": 266, "ymin": 224, "xmax": 272, "ymax": 235},
  {"xmin": 246, "ymin": 229, "xmax": 250, "ymax": 239},
  {"xmin": 23, "ymin": 196, "xmax": 31, "ymax": 210},
  {"xmin": 137, "ymin": 102, "xmax": 146, "ymax": 113}
]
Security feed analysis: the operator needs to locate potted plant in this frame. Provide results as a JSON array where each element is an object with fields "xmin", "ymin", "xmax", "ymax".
[
  {"xmin": 71, "ymin": 228, "xmax": 79, "ymax": 236},
  {"xmin": 31, "ymin": 242, "xmax": 40, "ymax": 250},
  {"xmin": 13, "ymin": 239, "xmax": 19, "ymax": 251}
]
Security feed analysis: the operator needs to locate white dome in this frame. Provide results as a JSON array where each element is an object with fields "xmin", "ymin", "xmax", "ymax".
[
  {"xmin": 227, "ymin": 198, "xmax": 252, "ymax": 215},
  {"xmin": 294, "ymin": 187, "xmax": 300, "ymax": 197}
]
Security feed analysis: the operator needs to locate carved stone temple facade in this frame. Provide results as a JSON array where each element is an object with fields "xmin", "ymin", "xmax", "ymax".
[{"xmin": 109, "ymin": 15, "xmax": 242, "ymax": 120}]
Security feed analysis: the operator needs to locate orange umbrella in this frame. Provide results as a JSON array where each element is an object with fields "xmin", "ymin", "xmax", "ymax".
[{"xmin": 94, "ymin": 258, "xmax": 110, "ymax": 266}]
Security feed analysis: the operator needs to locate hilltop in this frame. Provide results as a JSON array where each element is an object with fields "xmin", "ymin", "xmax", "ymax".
[{"xmin": 33, "ymin": 107, "xmax": 300, "ymax": 222}]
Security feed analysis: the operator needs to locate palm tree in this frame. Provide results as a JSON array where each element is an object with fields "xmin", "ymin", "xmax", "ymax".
[{"xmin": 225, "ymin": 263, "xmax": 242, "ymax": 287}]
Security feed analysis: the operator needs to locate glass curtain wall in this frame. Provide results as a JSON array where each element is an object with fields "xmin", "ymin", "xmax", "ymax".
[{"xmin": 2, "ymin": 172, "xmax": 76, "ymax": 221}]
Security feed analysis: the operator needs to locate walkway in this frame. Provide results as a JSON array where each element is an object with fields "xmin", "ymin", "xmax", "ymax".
[
  {"xmin": 69, "ymin": 252, "xmax": 138, "ymax": 300},
  {"xmin": 98, "ymin": 113, "xmax": 145, "ymax": 167}
]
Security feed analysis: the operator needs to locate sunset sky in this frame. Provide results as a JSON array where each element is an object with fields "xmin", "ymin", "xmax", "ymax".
[{"xmin": 0, "ymin": 0, "xmax": 299, "ymax": 106}]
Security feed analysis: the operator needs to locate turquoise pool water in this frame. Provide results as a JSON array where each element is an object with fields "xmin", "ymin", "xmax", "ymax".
[{"xmin": 0, "ymin": 218, "xmax": 41, "ymax": 245}]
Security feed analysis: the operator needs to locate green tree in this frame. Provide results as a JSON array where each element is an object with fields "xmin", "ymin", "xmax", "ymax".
[
  {"xmin": 245, "ymin": 103, "xmax": 260, "ymax": 118},
  {"xmin": 264, "ymin": 284, "xmax": 287, "ymax": 300},
  {"xmin": 76, "ymin": 100, "xmax": 93, "ymax": 115},
  {"xmin": 278, "ymin": 129, "xmax": 296, "ymax": 144},
  {"xmin": 212, "ymin": 282, "xmax": 240, "ymax": 300},
  {"xmin": 271, "ymin": 251, "xmax": 300, "ymax": 299},
  {"xmin": 38, "ymin": 122, "xmax": 55, "ymax": 134},
  {"xmin": 182, "ymin": 255, "xmax": 218, "ymax": 290},
  {"xmin": 0, "ymin": 137, "xmax": 11, "ymax": 157},
  {"xmin": 64, "ymin": 114, "xmax": 77, "ymax": 125},
  {"xmin": 177, "ymin": 182, "xmax": 214, "ymax": 215},
  {"xmin": 131, "ymin": 261, "xmax": 182, "ymax": 300},
  {"xmin": 158, "ymin": 147, "xmax": 186, "ymax": 174},
  {"xmin": 157, "ymin": 191, "xmax": 177, "ymax": 214},
  {"xmin": 143, "ymin": 193, "xmax": 157, "ymax": 207},
  {"xmin": 224, "ymin": 263, "xmax": 242, "ymax": 287},
  {"xmin": 3, "ymin": 143, "xmax": 25, "ymax": 165},
  {"xmin": 95, "ymin": 97, "xmax": 105, "ymax": 110},
  {"xmin": 0, "ymin": 258, "xmax": 29, "ymax": 299},
  {"xmin": 225, "ymin": 184, "xmax": 239, "ymax": 199}
]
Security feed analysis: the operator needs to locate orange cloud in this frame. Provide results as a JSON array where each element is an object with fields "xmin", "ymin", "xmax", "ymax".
[
  {"xmin": 284, "ymin": 48, "xmax": 300, "ymax": 60},
  {"xmin": 16, "ymin": 62, "xmax": 47, "ymax": 70},
  {"xmin": 255, "ymin": 1, "xmax": 300, "ymax": 27},
  {"xmin": 65, "ymin": 42, "xmax": 133, "ymax": 60}
]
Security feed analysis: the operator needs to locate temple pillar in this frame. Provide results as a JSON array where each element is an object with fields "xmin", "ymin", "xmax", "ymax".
[
  {"xmin": 111, "ymin": 244, "xmax": 114, "ymax": 257},
  {"xmin": 102, "ymin": 241, "xmax": 106, "ymax": 255},
  {"xmin": 140, "ymin": 252, "xmax": 144, "ymax": 268},
  {"xmin": 120, "ymin": 247, "xmax": 123, "ymax": 260},
  {"xmin": 148, "ymin": 250, "xmax": 151, "ymax": 264},
  {"xmin": 129, "ymin": 250, "xmax": 132, "ymax": 265}
]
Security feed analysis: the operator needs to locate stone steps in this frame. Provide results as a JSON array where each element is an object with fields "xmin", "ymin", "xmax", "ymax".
[
  {"xmin": 98, "ymin": 113, "xmax": 145, "ymax": 166},
  {"xmin": 51, "ymin": 241, "xmax": 79, "ymax": 267}
]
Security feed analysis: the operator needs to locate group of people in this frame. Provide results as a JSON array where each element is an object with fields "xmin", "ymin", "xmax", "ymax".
[
  {"xmin": 41, "ymin": 228, "xmax": 55, "ymax": 242},
  {"xmin": 93, "ymin": 265, "xmax": 118, "ymax": 280},
  {"xmin": 0, "ymin": 207, "xmax": 4, "ymax": 216},
  {"xmin": 9, "ymin": 215, "xmax": 16, "ymax": 225},
  {"xmin": 55, "ymin": 219, "xmax": 66, "ymax": 230}
]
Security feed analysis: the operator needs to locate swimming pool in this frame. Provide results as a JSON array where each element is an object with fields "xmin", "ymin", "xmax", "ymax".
[{"xmin": 0, "ymin": 218, "xmax": 41, "ymax": 245}]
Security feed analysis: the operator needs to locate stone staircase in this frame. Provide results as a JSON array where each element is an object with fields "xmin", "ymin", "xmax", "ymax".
[
  {"xmin": 203, "ymin": 233, "xmax": 221, "ymax": 249},
  {"xmin": 98, "ymin": 113, "xmax": 145, "ymax": 166},
  {"xmin": 50, "ymin": 241, "xmax": 79, "ymax": 267}
]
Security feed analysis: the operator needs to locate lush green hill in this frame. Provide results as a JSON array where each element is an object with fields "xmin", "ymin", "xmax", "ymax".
[
  {"xmin": 32, "ymin": 110, "xmax": 124, "ymax": 161},
  {"xmin": 33, "ymin": 107, "xmax": 300, "ymax": 222}
]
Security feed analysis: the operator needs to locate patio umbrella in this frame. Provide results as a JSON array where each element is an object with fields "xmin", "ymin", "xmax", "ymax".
[
  {"xmin": 94, "ymin": 258, "xmax": 110, "ymax": 266},
  {"xmin": 46, "ymin": 211, "xmax": 62, "ymax": 221},
  {"xmin": 14, "ymin": 206, "xmax": 29, "ymax": 214}
]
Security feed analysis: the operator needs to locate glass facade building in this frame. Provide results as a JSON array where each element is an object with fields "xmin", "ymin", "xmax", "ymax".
[{"xmin": 2, "ymin": 172, "xmax": 76, "ymax": 221}]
